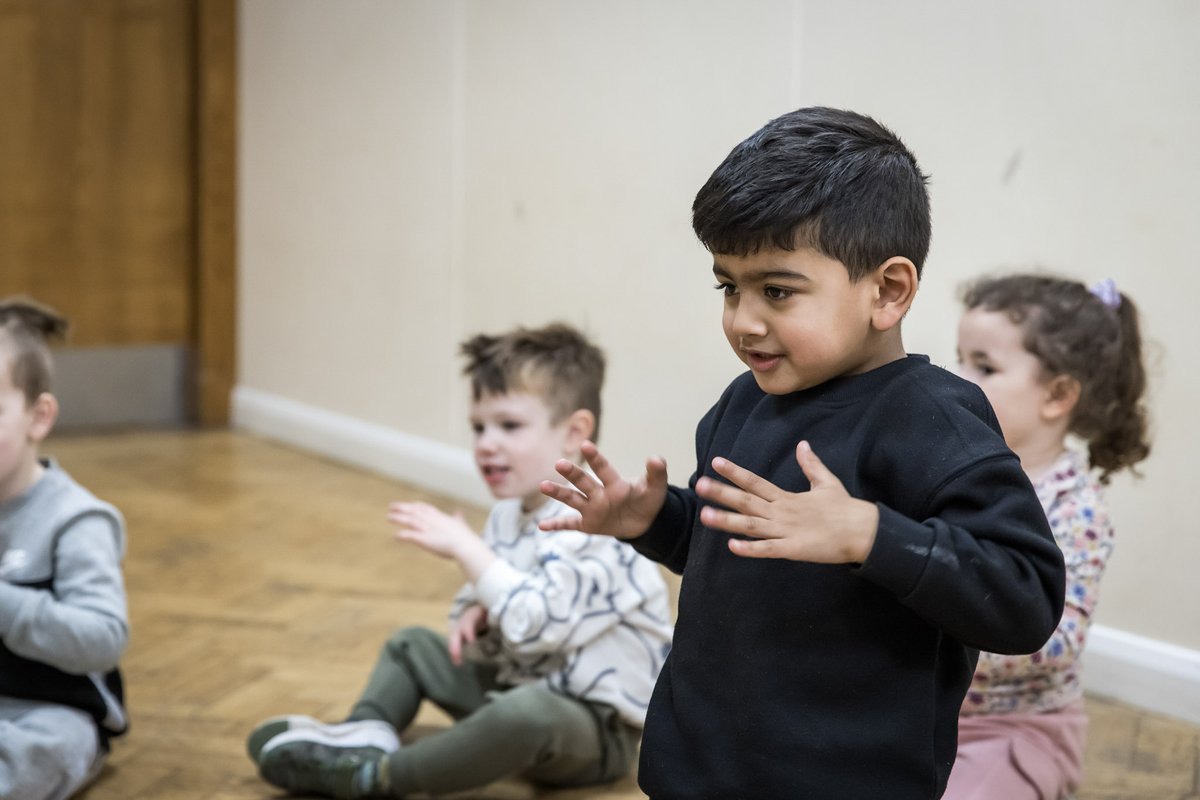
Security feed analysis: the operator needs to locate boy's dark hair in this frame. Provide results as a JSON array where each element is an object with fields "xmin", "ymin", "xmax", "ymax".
[
  {"xmin": 0, "ymin": 297, "xmax": 69, "ymax": 404},
  {"xmin": 962, "ymin": 274, "xmax": 1151, "ymax": 483},
  {"xmin": 460, "ymin": 322, "xmax": 605, "ymax": 441},
  {"xmin": 692, "ymin": 106, "xmax": 931, "ymax": 281}
]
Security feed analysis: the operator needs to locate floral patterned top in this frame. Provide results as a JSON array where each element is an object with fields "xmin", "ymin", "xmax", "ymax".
[{"xmin": 961, "ymin": 448, "xmax": 1114, "ymax": 715}]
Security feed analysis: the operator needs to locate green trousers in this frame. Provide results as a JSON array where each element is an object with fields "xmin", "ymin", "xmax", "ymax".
[{"xmin": 349, "ymin": 626, "xmax": 640, "ymax": 796}]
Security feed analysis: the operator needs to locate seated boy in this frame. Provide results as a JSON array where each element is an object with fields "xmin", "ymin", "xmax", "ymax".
[
  {"xmin": 0, "ymin": 298, "xmax": 130, "ymax": 800},
  {"xmin": 247, "ymin": 322, "xmax": 673, "ymax": 799},
  {"xmin": 540, "ymin": 107, "xmax": 1066, "ymax": 799}
]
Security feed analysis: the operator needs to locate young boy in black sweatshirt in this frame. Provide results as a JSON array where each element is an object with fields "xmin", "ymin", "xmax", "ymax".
[{"xmin": 540, "ymin": 107, "xmax": 1065, "ymax": 799}]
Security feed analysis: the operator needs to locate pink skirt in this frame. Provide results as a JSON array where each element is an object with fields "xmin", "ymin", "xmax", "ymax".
[{"xmin": 941, "ymin": 701, "xmax": 1087, "ymax": 800}]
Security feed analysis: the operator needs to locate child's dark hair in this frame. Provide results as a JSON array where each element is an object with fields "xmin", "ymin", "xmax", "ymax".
[
  {"xmin": 692, "ymin": 106, "xmax": 931, "ymax": 280},
  {"xmin": 961, "ymin": 274, "xmax": 1150, "ymax": 483},
  {"xmin": 460, "ymin": 322, "xmax": 605, "ymax": 442},
  {"xmin": 0, "ymin": 297, "xmax": 69, "ymax": 404}
]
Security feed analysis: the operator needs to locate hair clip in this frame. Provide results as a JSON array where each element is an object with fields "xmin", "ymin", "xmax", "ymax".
[{"xmin": 1088, "ymin": 278, "xmax": 1121, "ymax": 310}]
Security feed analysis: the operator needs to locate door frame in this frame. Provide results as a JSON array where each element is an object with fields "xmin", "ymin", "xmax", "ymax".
[{"xmin": 195, "ymin": 0, "xmax": 236, "ymax": 426}]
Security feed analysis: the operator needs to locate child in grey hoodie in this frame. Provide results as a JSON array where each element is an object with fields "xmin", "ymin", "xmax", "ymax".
[{"xmin": 0, "ymin": 298, "xmax": 129, "ymax": 800}]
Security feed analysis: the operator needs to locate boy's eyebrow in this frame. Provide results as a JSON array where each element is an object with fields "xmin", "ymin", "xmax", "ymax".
[{"xmin": 711, "ymin": 264, "xmax": 811, "ymax": 283}]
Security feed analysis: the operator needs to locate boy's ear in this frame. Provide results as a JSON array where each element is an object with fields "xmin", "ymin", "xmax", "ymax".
[
  {"xmin": 1041, "ymin": 374, "xmax": 1080, "ymax": 423},
  {"xmin": 29, "ymin": 392, "xmax": 58, "ymax": 443},
  {"xmin": 562, "ymin": 408, "xmax": 596, "ymax": 451},
  {"xmin": 869, "ymin": 257, "xmax": 919, "ymax": 332}
]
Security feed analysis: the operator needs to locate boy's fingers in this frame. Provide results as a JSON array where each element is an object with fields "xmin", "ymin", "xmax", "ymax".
[
  {"xmin": 695, "ymin": 476, "xmax": 768, "ymax": 518},
  {"xmin": 580, "ymin": 441, "xmax": 622, "ymax": 485},
  {"xmin": 795, "ymin": 441, "xmax": 841, "ymax": 489},
  {"xmin": 711, "ymin": 457, "xmax": 781, "ymax": 500},
  {"xmin": 552, "ymin": 459, "xmax": 602, "ymax": 495},
  {"xmin": 699, "ymin": 506, "xmax": 772, "ymax": 539},
  {"xmin": 645, "ymin": 456, "xmax": 669, "ymax": 490},
  {"xmin": 727, "ymin": 537, "xmax": 786, "ymax": 559},
  {"xmin": 537, "ymin": 511, "xmax": 584, "ymax": 532},
  {"xmin": 539, "ymin": 479, "xmax": 589, "ymax": 510}
]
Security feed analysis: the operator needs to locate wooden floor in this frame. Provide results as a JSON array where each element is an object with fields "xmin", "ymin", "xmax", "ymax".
[{"xmin": 39, "ymin": 430, "xmax": 1195, "ymax": 800}]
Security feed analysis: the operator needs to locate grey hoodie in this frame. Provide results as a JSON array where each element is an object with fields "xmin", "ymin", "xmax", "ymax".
[{"xmin": 0, "ymin": 461, "xmax": 128, "ymax": 742}]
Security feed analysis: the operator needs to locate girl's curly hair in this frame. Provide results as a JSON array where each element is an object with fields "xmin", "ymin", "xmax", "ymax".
[{"xmin": 962, "ymin": 274, "xmax": 1150, "ymax": 483}]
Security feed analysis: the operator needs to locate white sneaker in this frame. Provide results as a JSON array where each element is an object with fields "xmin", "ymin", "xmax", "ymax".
[
  {"xmin": 247, "ymin": 714, "xmax": 324, "ymax": 763},
  {"xmin": 259, "ymin": 718, "xmax": 401, "ymax": 760}
]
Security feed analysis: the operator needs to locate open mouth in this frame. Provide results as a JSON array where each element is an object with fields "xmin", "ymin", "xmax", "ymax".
[
  {"xmin": 745, "ymin": 350, "xmax": 783, "ymax": 371},
  {"xmin": 480, "ymin": 465, "xmax": 510, "ymax": 485}
]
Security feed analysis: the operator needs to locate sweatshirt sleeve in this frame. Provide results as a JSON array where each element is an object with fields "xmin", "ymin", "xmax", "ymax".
[
  {"xmin": 473, "ymin": 530, "xmax": 655, "ymax": 656},
  {"xmin": 0, "ymin": 512, "xmax": 129, "ymax": 673},
  {"xmin": 447, "ymin": 504, "xmax": 508, "ymax": 624},
  {"xmin": 855, "ymin": 453, "xmax": 1066, "ymax": 655},
  {"xmin": 974, "ymin": 481, "xmax": 1112, "ymax": 681},
  {"xmin": 447, "ymin": 583, "xmax": 480, "ymax": 623},
  {"xmin": 629, "ymin": 484, "xmax": 697, "ymax": 574},
  {"xmin": 628, "ymin": 383, "xmax": 735, "ymax": 573}
]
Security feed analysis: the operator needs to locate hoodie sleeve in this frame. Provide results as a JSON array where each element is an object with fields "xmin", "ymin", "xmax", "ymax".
[{"xmin": 0, "ymin": 512, "xmax": 129, "ymax": 673}]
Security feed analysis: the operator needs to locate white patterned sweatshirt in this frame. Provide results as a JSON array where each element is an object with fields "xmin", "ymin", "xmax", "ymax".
[{"xmin": 450, "ymin": 497, "xmax": 673, "ymax": 727}]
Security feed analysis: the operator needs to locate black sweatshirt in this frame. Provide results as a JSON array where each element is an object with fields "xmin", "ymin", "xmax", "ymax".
[{"xmin": 631, "ymin": 356, "xmax": 1065, "ymax": 799}]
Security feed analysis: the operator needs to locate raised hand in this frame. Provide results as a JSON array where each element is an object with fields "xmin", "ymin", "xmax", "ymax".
[
  {"xmin": 538, "ymin": 440, "xmax": 669, "ymax": 540},
  {"xmin": 448, "ymin": 603, "xmax": 489, "ymax": 666},
  {"xmin": 695, "ymin": 440, "xmax": 879, "ymax": 563},
  {"xmin": 388, "ymin": 501, "xmax": 498, "ymax": 583},
  {"xmin": 388, "ymin": 501, "xmax": 476, "ymax": 559}
]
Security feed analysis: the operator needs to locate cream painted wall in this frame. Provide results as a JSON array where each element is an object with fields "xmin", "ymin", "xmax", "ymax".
[{"xmin": 239, "ymin": 1, "xmax": 1199, "ymax": 652}]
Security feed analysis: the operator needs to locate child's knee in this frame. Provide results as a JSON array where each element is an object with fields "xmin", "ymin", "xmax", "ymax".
[
  {"xmin": 0, "ymin": 713, "xmax": 99, "ymax": 800},
  {"xmin": 383, "ymin": 626, "xmax": 441, "ymax": 656},
  {"xmin": 484, "ymin": 686, "xmax": 561, "ymax": 738}
]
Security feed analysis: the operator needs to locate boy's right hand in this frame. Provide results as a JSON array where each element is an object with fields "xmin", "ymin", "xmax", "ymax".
[
  {"xmin": 538, "ymin": 440, "xmax": 668, "ymax": 540},
  {"xmin": 448, "ymin": 603, "xmax": 488, "ymax": 666}
]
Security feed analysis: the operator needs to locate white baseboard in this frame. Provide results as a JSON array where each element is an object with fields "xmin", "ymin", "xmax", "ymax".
[
  {"xmin": 231, "ymin": 385, "xmax": 1200, "ymax": 725},
  {"xmin": 231, "ymin": 385, "xmax": 492, "ymax": 508},
  {"xmin": 1082, "ymin": 624, "xmax": 1200, "ymax": 725}
]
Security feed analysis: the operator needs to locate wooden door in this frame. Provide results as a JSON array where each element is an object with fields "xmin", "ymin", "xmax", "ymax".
[{"xmin": 0, "ymin": 0, "xmax": 234, "ymax": 426}]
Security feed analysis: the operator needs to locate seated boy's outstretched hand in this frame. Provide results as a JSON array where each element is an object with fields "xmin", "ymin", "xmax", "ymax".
[
  {"xmin": 538, "ymin": 440, "xmax": 668, "ymax": 540},
  {"xmin": 388, "ymin": 501, "xmax": 475, "ymax": 559},
  {"xmin": 696, "ymin": 441, "xmax": 880, "ymax": 564}
]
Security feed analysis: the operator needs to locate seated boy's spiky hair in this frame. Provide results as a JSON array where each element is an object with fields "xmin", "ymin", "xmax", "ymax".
[
  {"xmin": 461, "ymin": 322, "xmax": 605, "ymax": 442},
  {"xmin": 0, "ymin": 296, "xmax": 69, "ymax": 403}
]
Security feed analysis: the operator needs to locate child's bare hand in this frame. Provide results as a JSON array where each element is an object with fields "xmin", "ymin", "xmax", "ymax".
[
  {"xmin": 388, "ymin": 501, "xmax": 476, "ymax": 560},
  {"xmin": 538, "ymin": 441, "xmax": 668, "ymax": 540},
  {"xmin": 696, "ymin": 441, "xmax": 879, "ymax": 563},
  {"xmin": 448, "ymin": 603, "xmax": 488, "ymax": 666}
]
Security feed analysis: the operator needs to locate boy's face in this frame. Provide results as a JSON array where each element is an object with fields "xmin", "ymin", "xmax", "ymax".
[
  {"xmin": 956, "ymin": 308, "xmax": 1052, "ymax": 455},
  {"xmin": 0, "ymin": 358, "xmax": 50, "ymax": 504},
  {"xmin": 469, "ymin": 391, "xmax": 582, "ymax": 512},
  {"xmin": 713, "ymin": 247, "xmax": 887, "ymax": 394}
]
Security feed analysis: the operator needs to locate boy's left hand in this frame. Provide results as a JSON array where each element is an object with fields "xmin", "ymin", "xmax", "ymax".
[
  {"xmin": 389, "ymin": 501, "xmax": 498, "ymax": 583},
  {"xmin": 696, "ymin": 441, "xmax": 879, "ymax": 564},
  {"xmin": 388, "ymin": 501, "xmax": 476, "ymax": 560}
]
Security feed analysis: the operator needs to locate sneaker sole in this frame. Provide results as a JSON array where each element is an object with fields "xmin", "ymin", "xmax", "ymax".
[
  {"xmin": 246, "ymin": 714, "xmax": 323, "ymax": 764},
  {"xmin": 259, "ymin": 719, "xmax": 400, "ymax": 759},
  {"xmin": 259, "ymin": 740, "xmax": 387, "ymax": 797}
]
